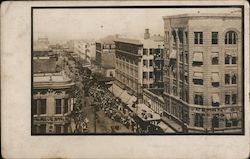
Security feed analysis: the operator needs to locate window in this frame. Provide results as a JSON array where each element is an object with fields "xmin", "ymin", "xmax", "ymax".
[
  {"xmin": 193, "ymin": 72, "xmax": 203, "ymax": 85},
  {"xmin": 225, "ymin": 54, "xmax": 237, "ymax": 65},
  {"xmin": 211, "ymin": 73, "xmax": 220, "ymax": 87},
  {"xmin": 55, "ymin": 124, "xmax": 62, "ymax": 133},
  {"xmin": 232, "ymin": 74, "xmax": 237, "ymax": 84},
  {"xmin": 172, "ymin": 30, "xmax": 177, "ymax": 43},
  {"xmin": 225, "ymin": 74, "xmax": 230, "ymax": 85},
  {"xmin": 56, "ymin": 99, "xmax": 62, "ymax": 114},
  {"xmin": 33, "ymin": 99, "xmax": 38, "ymax": 115},
  {"xmin": 185, "ymin": 31, "xmax": 188, "ymax": 44},
  {"xmin": 64, "ymin": 99, "xmax": 68, "ymax": 114},
  {"xmin": 194, "ymin": 32, "xmax": 203, "ymax": 44},
  {"xmin": 232, "ymin": 57, "xmax": 237, "ymax": 64},
  {"xmin": 225, "ymin": 55, "xmax": 230, "ymax": 64},
  {"xmin": 40, "ymin": 99, "xmax": 46, "ymax": 114},
  {"xmin": 212, "ymin": 94, "xmax": 220, "ymax": 107},
  {"xmin": 225, "ymin": 94, "xmax": 231, "ymax": 104},
  {"xmin": 143, "ymin": 72, "xmax": 147, "ymax": 79},
  {"xmin": 211, "ymin": 52, "xmax": 219, "ymax": 65},
  {"xmin": 212, "ymin": 116, "xmax": 219, "ymax": 128},
  {"xmin": 149, "ymin": 49, "xmax": 154, "ymax": 55},
  {"xmin": 193, "ymin": 52, "xmax": 203, "ymax": 66},
  {"xmin": 194, "ymin": 94, "xmax": 203, "ymax": 105},
  {"xmin": 178, "ymin": 30, "xmax": 183, "ymax": 43},
  {"xmin": 232, "ymin": 94, "xmax": 237, "ymax": 104},
  {"xmin": 212, "ymin": 32, "xmax": 218, "ymax": 44},
  {"xmin": 40, "ymin": 124, "xmax": 46, "ymax": 133},
  {"xmin": 149, "ymin": 72, "xmax": 153, "ymax": 79},
  {"xmin": 194, "ymin": 113, "xmax": 203, "ymax": 127},
  {"xmin": 143, "ymin": 60, "xmax": 148, "ymax": 67},
  {"xmin": 64, "ymin": 124, "xmax": 69, "ymax": 133},
  {"xmin": 110, "ymin": 71, "xmax": 113, "ymax": 77},
  {"xmin": 149, "ymin": 60, "xmax": 153, "ymax": 66},
  {"xmin": 143, "ymin": 49, "xmax": 148, "ymax": 55},
  {"xmin": 225, "ymin": 31, "xmax": 237, "ymax": 44},
  {"xmin": 185, "ymin": 52, "xmax": 188, "ymax": 64}
]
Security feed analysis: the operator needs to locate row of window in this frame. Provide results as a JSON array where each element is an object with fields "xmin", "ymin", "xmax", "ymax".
[
  {"xmin": 191, "ymin": 72, "xmax": 237, "ymax": 86},
  {"xmin": 192, "ymin": 52, "xmax": 237, "ymax": 66},
  {"xmin": 33, "ymin": 124, "xmax": 69, "ymax": 134},
  {"xmin": 143, "ymin": 59, "xmax": 153, "ymax": 67},
  {"xmin": 194, "ymin": 114, "xmax": 239, "ymax": 128},
  {"xmin": 143, "ymin": 72, "xmax": 154, "ymax": 79},
  {"xmin": 194, "ymin": 31, "xmax": 237, "ymax": 45},
  {"xmin": 194, "ymin": 93, "xmax": 237, "ymax": 106},
  {"xmin": 33, "ymin": 99, "xmax": 69, "ymax": 115}
]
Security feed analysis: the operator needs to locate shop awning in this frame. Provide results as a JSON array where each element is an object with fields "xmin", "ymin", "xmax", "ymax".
[
  {"xmin": 193, "ymin": 72, "xmax": 203, "ymax": 79},
  {"xmin": 232, "ymin": 112, "xmax": 238, "ymax": 119},
  {"xmin": 108, "ymin": 83, "xmax": 124, "ymax": 97},
  {"xmin": 212, "ymin": 94, "xmax": 220, "ymax": 103},
  {"xmin": 120, "ymin": 90, "xmax": 131, "ymax": 104},
  {"xmin": 169, "ymin": 50, "xmax": 177, "ymax": 59},
  {"xmin": 127, "ymin": 95, "xmax": 137, "ymax": 106},
  {"xmin": 211, "ymin": 52, "xmax": 219, "ymax": 58},
  {"xmin": 226, "ymin": 50, "xmax": 237, "ymax": 56},
  {"xmin": 193, "ymin": 52, "xmax": 203, "ymax": 62},
  {"xmin": 212, "ymin": 73, "xmax": 220, "ymax": 82},
  {"xmin": 158, "ymin": 121, "xmax": 170, "ymax": 132},
  {"xmin": 225, "ymin": 114, "xmax": 231, "ymax": 120}
]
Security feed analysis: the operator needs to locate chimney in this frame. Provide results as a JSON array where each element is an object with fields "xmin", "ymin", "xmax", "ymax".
[{"xmin": 144, "ymin": 28, "xmax": 150, "ymax": 39}]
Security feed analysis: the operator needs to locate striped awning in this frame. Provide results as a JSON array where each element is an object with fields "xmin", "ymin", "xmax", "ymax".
[
  {"xmin": 212, "ymin": 73, "xmax": 220, "ymax": 82},
  {"xmin": 212, "ymin": 94, "xmax": 220, "ymax": 103},
  {"xmin": 211, "ymin": 52, "xmax": 219, "ymax": 58},
  {"xmin": 193, "ymin": 52, "xmax": 203, "ymax": 62},
  {"xmin": 193, "ymin": 72, "xmax": 203, "ymax": 79},
  {"xmin": 169, "ymin": 50, "xmax": 177, "ymax": 59}
]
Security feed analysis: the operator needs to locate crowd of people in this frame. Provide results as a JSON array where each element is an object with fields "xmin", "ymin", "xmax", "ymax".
[{"xmin": 88, "ymin": 83, "xmax": 140, "ymax": 133}]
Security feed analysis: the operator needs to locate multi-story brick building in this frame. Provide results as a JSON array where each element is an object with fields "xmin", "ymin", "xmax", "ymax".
[
  {"xmin": 114, "ymin": 31, "xmax": 164, "ymax": 98},
  {"xmin": 162, "ymin": 13, "xmax": 243, "ymax": 133}
]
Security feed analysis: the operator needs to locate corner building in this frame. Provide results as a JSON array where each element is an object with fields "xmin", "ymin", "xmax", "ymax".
[{"xmin": 162, "ymin": 13, "xmax": 243, "ymax": 133}]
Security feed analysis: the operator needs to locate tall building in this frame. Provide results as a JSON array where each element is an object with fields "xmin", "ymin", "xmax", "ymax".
[
  {"xmin": 162, "ymin": 13, "xmax": 242, "ymax": 133},
  {"xmin": 114, "ymin": 31, "xmax": 164, "ymax": 97}
]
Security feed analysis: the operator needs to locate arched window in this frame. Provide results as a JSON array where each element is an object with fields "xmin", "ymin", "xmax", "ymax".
[{"xmin": 225, "ymin": 31, "xmax": 237, "ymax": 44}]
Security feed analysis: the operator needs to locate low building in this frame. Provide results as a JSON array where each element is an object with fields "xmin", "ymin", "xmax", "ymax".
[{"xmin": 32, "ymin": 54, "xmax": 75, "ymax": 134}]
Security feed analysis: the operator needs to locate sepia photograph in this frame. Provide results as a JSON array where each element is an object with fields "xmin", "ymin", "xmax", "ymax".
[{"xmin": 32, "ymin": 6, "xmax": 244, "ymax": 135}]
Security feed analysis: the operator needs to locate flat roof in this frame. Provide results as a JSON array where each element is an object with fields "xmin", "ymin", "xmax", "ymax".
[
  {"xmin": 114, "ymin": 38, "xmax": 143, "ymax": 45},
  {"xmin": 163, "ymin": 12, "xmax": 241, "ymax": 19}
]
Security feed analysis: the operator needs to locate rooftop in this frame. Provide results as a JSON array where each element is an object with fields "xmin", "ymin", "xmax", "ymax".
[
  {"xmin": 33, "ymin": 72, "xmax": 74, "ymax": 89},
  {"xmin": 114, "ymin": 38, "xmax": 143, "ymax": 45},
  {"xmin": 163, "ymin": 12, "xmax": 241, "ymax": 19},
  {"xmin": 33, "ymin": 57, "xmax": 57, "ymax": 73}
]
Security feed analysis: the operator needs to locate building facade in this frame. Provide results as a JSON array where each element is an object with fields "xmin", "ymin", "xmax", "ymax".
[
  {"xmin": 32, "ymin": 53, "xmax": 75, "ymax": 134},
  {"xmin": 114, "ymin": 33, "xmax": 164, "ymax": 97},
  {"xmin": 162, "ymin": 13, "xmax": 242, "ymax": 133},
  {"xmin": 95, "ymin": 35, "xmax": 117, "ymax": 77}
]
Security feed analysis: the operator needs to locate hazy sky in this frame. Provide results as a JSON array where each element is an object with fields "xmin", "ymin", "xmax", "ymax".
[{"xmin": 33, "ymin": 8, "xmax": 241, "ymax": 43}]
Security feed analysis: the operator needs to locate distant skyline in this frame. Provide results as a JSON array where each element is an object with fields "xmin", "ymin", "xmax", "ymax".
[{"xmin": 33, "ymin": 8, "xmax": 241, "ymax": 43}]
